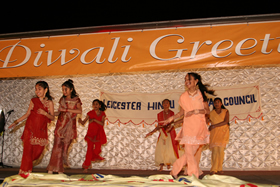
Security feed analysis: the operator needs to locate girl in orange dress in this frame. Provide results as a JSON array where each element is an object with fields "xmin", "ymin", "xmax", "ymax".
[
  {"xmin": 208, "ymin": 97, "xmax": 229, "ymax": 175},
  {"xmin": 47, "ymin": 79, "xmax": 82, "ymax": 174},
  {"xmin": 162, "ymin": 72, "xmax": 215, "ymax": 178},
  {"xmin": 145, "ymin": 99, "xmax": 181, "ymax": 171},
  {"xmin": 79, "ymin": 99, "xmax": 107, "ymax": 173},
  {"xmin": 9, "ymin": 81, "xmax": 54, "ymax": 177}
]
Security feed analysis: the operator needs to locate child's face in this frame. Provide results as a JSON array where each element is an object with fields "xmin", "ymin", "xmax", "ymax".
[
  {"xmin": 93, "ymin": 101, "xmax": 101, "ymax": 110},
  {"xmin": 162, "ymin": 100, "xmax": 170, "ymax": 110},
  {"xmin": 214, "ymin": 99, "xmax": 223, "ymax": 109},
  {"xmin": 62, "ymin": 86, "xmax": 72, "ymax": 98},
  {"xmin": 35, "ymin": 85, "xmax": 47, "ymax": 98},
  {"xmin": 185, "ymin": 74, "xmax": 198, "ymax": 89}
]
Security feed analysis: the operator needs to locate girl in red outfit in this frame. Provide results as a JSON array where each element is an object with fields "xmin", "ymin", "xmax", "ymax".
[
  {"xmin": 47, "ymin": 79, "xmax": 82, "ymax": 174},
  {"xmin": 79, "ymin": 99, "xmax": 107, "ymax": 173},
  {"xmin": 9, "ymin": 81, "xmax": 54, "ymax": 177}
]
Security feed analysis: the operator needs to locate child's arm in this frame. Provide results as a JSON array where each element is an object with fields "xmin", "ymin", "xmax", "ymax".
[
  {"xmin": 59, "ymin": 103, "xmax": 82, "ymax": 114},
  {"xmin": 37, "ymin": 100, "xmax": 55, "ymax": 120},
  {"xmin": 92, "ymin": 115, "xmax": 105, "ymax": 126},
  {"xmin": 79, "ymin": 115, "xmax": 89, "ymax": 126},
  {"xmin": 145, "ymin": 126, "xmax": 160, "ymax": 138},
  {"xmin": 8, "ymin": 100, "xmax": 33, "ymax": 129},
  {"xmin": 209, "ymin": 110, "xmax": 229, "ymax": 131}
]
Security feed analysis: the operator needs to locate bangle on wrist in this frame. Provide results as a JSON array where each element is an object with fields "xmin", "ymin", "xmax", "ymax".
[{"xmin": 14, "ymin": 120, "xmax": 19, "ymax": 125}]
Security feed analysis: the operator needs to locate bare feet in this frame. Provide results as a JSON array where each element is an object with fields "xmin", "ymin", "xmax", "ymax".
[
  {"xmin": 210, "ymin": 171, "xmax": 217, "ymax": 175},
  {"xmin": 47, "ymin": 171, "xmax": 53, "ymax": 174},
  {"xmin": 170, "ymin": 171, "xmax": 178, "ymax": 179},
  {"xmin": 83, "ymin": 169, "xmax": 88, "ymax": 173},
  {"xmin": 167, "ymin": 165, "xmax": 171, "ymax": 170},
  {"xmin": 58, "ymin": 172, "xmax": 64, "ymax": 174},
  {"xmin": 159, "ymin": 164, "xmax": 164, "ymax": 171},
  {"xmin": 217, "ymin": 171, "xmax": 224, "ymax": 175}
]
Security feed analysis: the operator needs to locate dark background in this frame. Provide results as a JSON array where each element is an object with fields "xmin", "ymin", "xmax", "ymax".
[{"xmin": 0, "ymin": 2, "xmax": 279, "ymax": 34}]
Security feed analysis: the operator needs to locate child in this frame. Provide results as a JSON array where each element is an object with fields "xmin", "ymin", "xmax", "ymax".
[
  {"xmin": 9, "ymin": 81, "xmax": 54, "ymax": 177},
  {"xmin": 47, "ymin": 79, "xmax": 82, "ymax": 174},
  {"xmin": 79, "ymin": 99, "xmax": 107, "ymax": 173},
  {"xmin": 161, "ymin": 72, "xmax": 215, "ymax": 178},
  {"xmin": 145, "ymin": 99, "xmax": 181, "ymax": 171},
  {"xmin": 208, "ymin": 97, "xmax": 230, "ymax": 175}
]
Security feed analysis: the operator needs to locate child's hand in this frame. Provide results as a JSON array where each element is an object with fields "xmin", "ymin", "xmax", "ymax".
[
  {"xmin": 166, "ymin": 125, "xmax": 173, "ymax": 132},
  {"xmin": 145, "ymin": 132, "xmax": 153, "ymax": 138},
  {"xmin": 185, "ymin": 110, "xmax": 195, "ymax": 117},
  {"xmin": 58, "ymin": 106, "xmax": 67, "ymax": 112},
  {"xmin": 208, "ymin": 125, "xmax": 215, "ymax": 131},
  {"xmin": 37, "ymin": 108, "xmax": 47, "ymax": 116},
  {"xmin": 78, "ymin": 118, "xmax": 83, "ymax": 124},
  {"xmin": 159, "ymin": 116, "xmax": 173, "ymax": 126},
  {"xmin": 8, "ymin": 123, "xmax": 16, "ymax": 129}
]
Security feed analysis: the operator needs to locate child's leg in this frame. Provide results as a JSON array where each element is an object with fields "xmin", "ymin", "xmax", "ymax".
[
  {"xmin": 93, "ymin": 142, "xmax": 104, "ymax": 160},
  {"xmin": 62, "ymin": 140, "xmax": 71, "ymax": 167},
  {"xmin": 210, "ymin": 146, "xmax": 219, "ymax": 173},
  {"xmin": 171, "ymin": 144, "xmax": 188, "ymax": 177},
  {"xmin": 82, "ymin": 141, "xmax": 94, "ymax": 169},
  {"xmin": 47, "ymin": 136, "xmax": 64, "ymax": 173},
  {"xmin": 184, "ymin": 144, "xmax": 200, "ymax": 178},
  {"xmin": 217, "ymin": 147, "xmax": 225, "ymax": 172},
  {"xmin": 19, "ymin": 141, "xmax": 33, "ymax": 174}
]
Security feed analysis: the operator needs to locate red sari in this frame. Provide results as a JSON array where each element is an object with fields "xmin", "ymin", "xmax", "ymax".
[
  {"xmin": 47, "ymin": 96, "xmax": 81, "ymax": 173},
  {"xmin": 82, "ymin": 110, "xmax": 106, "ymax": 169},
  {"xmin": 19, "ymin": 97, "xmax": 50, "ymax": 175}
]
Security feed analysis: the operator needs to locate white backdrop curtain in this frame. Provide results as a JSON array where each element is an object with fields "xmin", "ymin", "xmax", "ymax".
[{"xmin": 0, "ymin": 65, "xmax": 279, "ymax": 170}]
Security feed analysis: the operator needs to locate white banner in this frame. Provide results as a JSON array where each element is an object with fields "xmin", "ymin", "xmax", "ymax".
[
  {"xmin": 100, "ymin": 83, "xmax": 262, "ymax": 125},
  {"xmin": 100, "ymin": 90, "xmax": 183, "ymax": 125},
  {"xmin": 209, "ymin": 83, "xmax": 262, "ymax": 122}
]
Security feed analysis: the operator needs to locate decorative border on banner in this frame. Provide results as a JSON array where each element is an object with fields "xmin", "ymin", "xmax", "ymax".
[
  {"xmin": 105, "ymin": 118, "xmax": 158, "ymax": 127},
  {"xmin": 231, "ymin": 113, "xmax": 263, "ymax": 123}
]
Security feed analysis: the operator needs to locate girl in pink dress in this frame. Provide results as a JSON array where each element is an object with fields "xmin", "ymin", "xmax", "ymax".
[
  {"xmin": 47, "ymin": 79, "xmax": 82, "ymax": 174},
  {"xmin": 162, "ymin": 72, "xmax": 215, "ymax": 178},
  {"xmin": 79, "ymin": 99, "xmax": 107, "ymax": 173}
]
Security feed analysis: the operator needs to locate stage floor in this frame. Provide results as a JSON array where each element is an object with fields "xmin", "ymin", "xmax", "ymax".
[{"xmin": 0, "ymin": 168, "xmax": 279, "ymax": 186}]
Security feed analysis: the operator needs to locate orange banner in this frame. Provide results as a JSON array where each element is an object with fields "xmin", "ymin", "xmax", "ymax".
[{"xmin": 0, "ymin": 21, "xmax": 280, "ymax": 78}]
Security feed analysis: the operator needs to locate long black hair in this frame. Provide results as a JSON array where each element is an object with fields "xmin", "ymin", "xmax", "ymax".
[
  {"xmin": 187, "ymin": 72, "xmax": 215, "ymax": 102},
  {"xmin": 93, "ymin": 99, "xmax": 107, "ymax": 111},
  {"xmin": 62, "ymin": 79, "xmax": 78, "ymax": 98},
  {"xmin": 213, "ymin": 97, "xmax": 226, "ymax": 110},
  {"xmin": 36, "ymin": 81, "xmax": 53, "ymax": 101}
]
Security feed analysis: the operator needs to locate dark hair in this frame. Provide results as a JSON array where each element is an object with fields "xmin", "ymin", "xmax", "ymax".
[
  {"xmin": 213, "ymin": 97, "xmax": 226, "ymax": 110},
  {"xmin": 93, "ymin": 99, "xmax": 107, "ymax": 111},
  {"xmin": 162, "ymin": 99, "xmax": 171, "ymax": 105},
  {"xmin": 187, "ymin": 72, "xmax": 215, "ymax": 102},
  {"xmin": 36, "ymin": 81, "xmax": 53, "ymax": 101},
  {"xmin": 62, "ymin": 79, "xmax": 78, "ymax": 98}
]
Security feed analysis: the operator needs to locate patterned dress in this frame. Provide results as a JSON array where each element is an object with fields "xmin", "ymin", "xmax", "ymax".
[{"xmin": 47, "ymin": 96, "xmax": 82, "ymax": 173}]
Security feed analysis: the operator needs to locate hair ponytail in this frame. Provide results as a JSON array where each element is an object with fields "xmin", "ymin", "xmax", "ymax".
[{"xmin": 188, "ymin": 72, "xmax": 215, "ymax": 102}]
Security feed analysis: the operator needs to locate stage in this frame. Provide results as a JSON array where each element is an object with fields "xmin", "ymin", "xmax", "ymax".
[{"xmin": 0, "ymin": 168, "xmax": 279, "ymax": 186}]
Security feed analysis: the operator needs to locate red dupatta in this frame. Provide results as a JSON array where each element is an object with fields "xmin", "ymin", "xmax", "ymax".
[{"xmin": 157, "ymin": 110, "xmax": 180, "ymax": 158}]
